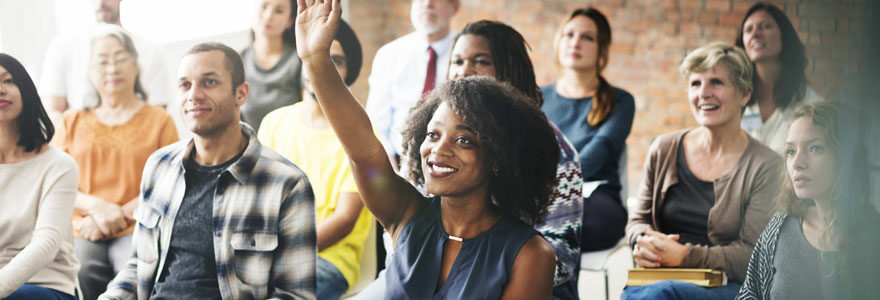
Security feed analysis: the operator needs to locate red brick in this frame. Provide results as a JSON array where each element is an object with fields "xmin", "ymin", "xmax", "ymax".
[
  {"xmin": 696, "ymin": 12, "xmax": 719, "ymax": 25},
  {"xmin": 732, "ymin": 1, "xmax": 752, "ymax": 14},
  {"xmin": 705, "ymin": 0, "xmax": 730, "ymax": 12},
  {"xmin": 720, "ymin": 12, "xmax": 742, "ymax": 26},
  {"xmin": 681, "ymin": 0, "xmax": 703, "ymax": 10}
]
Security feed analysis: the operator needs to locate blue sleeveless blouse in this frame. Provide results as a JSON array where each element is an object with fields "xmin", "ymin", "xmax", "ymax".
[{"xmin": 384, "ymin": 197, "xmax": 540, "ymax": 300}]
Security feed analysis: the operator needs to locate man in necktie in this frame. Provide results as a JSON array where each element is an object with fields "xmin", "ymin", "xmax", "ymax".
[{"xmin": 365, "ymin": 0, "xmax": 460, "ymax": 164}]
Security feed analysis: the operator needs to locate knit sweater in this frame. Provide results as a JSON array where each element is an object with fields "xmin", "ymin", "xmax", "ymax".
[{"xmin": 0, "ymin": 146, "xmax": 79, "ymax": 297}]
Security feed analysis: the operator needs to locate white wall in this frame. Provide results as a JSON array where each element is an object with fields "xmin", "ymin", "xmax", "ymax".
[{"xmin": 0, "ymin": 0, "xmax": 58, "ymax": 84}]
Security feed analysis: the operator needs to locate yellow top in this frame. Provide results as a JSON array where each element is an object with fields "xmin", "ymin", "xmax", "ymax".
[{"xmin": 259, "ymin": 102, "xmax": 374, "ymax": 287}]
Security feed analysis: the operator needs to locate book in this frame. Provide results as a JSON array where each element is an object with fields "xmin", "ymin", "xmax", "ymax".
[{"xmin": 626, "ymin": 268, "xmax": 727, "ymax": 287}]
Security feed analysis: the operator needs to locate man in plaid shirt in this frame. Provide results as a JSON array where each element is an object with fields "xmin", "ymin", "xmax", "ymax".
[{"xmin": 98, "ymin": 42, "xmax": 316, "ymax": 300}]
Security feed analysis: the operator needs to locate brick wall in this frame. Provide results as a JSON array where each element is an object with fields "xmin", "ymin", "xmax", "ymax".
[{"xmin": 347, "ymin": 0, "xmax": 872, "ymax": 197}]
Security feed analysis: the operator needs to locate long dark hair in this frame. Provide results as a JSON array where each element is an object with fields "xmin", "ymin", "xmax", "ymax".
[
  {"xmin": 735, "ymin": 2, "xmax": 807, "ymax": 109},
  {"xmin": 401, "ymin": 76, "xmax": 560, "ymax": 224},
  {"xmin": 555, "ymin": 7, "xmax": 616, "ymax": 126},
  {"xmin": 0, "ymin": 53, "xmax": 54, "ymax": 152},
  {"xmin": 453, "ymin": 20, "xmax": 542, "ymax": 106},
  {"xmin": 335, "ymin": 20, "xmax": 362, "ymax": 86}
]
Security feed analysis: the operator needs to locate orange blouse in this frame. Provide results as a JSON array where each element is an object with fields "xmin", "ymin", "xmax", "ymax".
[{"xmin": 61, "ymin": 104, "xmax": 178, "ymax": 239}]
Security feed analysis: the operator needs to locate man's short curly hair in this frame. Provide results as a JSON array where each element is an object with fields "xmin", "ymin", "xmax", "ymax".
[{"xmin": 401, "ymin": 76, "xmax": 560, "ymax": 224}]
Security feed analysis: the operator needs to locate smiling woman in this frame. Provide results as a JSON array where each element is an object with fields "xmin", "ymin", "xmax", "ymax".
[
  {"xmin": 623, "ymin": 42, "xmax": 781, "ymax": 300},
  {"xmin": 734, "ymin": 2, "xmax": 823, "ymax": 154},
  {"xmin": 295, "ymin": 1, "xmax": 559, "ymax": 298}
]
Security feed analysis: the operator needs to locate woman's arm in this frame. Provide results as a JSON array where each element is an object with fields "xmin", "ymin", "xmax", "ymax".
[
  {"xmin": 295, "ymin": 0, "xmax": 423, "ymax": 237},
  {"xmin": 501, "ymin": 235, "xmax": 557, "ymax": 300},
  {"xmin": 626, "ymin": 137, "xmax": 662, "ymax": 246},
  {"xmin": 577, "ymin": 91, "xmax": 634, "ymax": 179},
  {"xmin": 735, "ymin": 213, "xmax": 785, "ymax": 300},
  {"xmin": 0, "ymin": 159, "xmax": 77, "ymax": 297}
]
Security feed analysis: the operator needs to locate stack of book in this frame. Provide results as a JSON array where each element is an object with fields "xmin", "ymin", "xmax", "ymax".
[{"xmin": 626, "ymin": 268, "xmax": 727, "ymax": 287}]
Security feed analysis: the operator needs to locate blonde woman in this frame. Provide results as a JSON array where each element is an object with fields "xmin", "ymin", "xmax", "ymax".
[{"xmin": 624, "ymin": 42, "xmax": 780, "ymax": 299}]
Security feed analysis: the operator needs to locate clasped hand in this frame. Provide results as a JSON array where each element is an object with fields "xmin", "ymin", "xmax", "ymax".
[
  {"xmin": 632, "ymin": 229, "xmax": 689, "ymax": 268},
  {"xmin": 78, "ymin": 196, "xmax": 135, "ymax": 242}
]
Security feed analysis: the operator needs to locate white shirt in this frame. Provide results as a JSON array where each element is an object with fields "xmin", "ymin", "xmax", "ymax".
[
  {"xmin": 741, "ymin": 87, "xmax": 824, "ymax": 154},
  {"xmin": 40, "ymin": 26, "xmax": 173, "ymax": 109},
  {"xmin": 365, "ymin": 30, "xmax": 456, "ymax": 156}
]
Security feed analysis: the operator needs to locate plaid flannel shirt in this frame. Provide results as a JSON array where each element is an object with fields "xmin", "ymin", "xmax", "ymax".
[{"xmin": 99, "ymin": 123, "xmax": 317, "ymax": 300}]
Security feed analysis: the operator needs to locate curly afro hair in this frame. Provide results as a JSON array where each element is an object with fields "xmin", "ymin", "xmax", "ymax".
[{"xmin": 401, "ymin": 76, "xmax": 560, "ymax": 224}]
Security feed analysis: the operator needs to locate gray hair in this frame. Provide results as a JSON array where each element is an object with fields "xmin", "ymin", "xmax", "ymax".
[{"xmin": 87, "ymin": 23, "xmax": 148, "ymax": 108}]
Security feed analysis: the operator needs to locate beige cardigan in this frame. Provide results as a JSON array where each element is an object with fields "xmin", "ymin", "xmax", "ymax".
[{"xmin": 626, "ymin": 129, "xmax": 781, "ymax": 282}]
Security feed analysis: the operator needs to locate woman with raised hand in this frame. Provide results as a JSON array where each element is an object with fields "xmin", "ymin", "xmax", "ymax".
[
  {"xmin": 59, "ymin": 24, "xmax": 178, "ymax": 300},
  {"xmin": 542, "ymin": 7, "xmax": 633, "ymax": 252},
  {"xmin": 295, "ymin": 1, "xmax": 557, "ymax": 299},
  {"xmin": 0, "ymin": 53, "xmax": 79, "ymax": 300},
  {"xmin": 623, "ymin": 42, "xmax": 781, "ymax": 300},
  {"xmin": 258, "ymin": 19, "xmax": 370, "ymax": 300},
  {"xmin": 241, "ymin": 0, "xmax": 303, "ymax": 131},
  {"xmin": 446, "ymin": 20, "xmax": 584, "ymax": 300},
  {"xmin": 735, "ymin": 2, "xmax": 823, "ymax": 153}
]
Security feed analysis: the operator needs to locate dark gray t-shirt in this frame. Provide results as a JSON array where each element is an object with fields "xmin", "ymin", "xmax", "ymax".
[
  {"xmin": 240, "ymin": 44, "xmax": 302, "ymax": 131},
  {"xmin": 770, "ymin": 216, "xmax": 842, "ymax": 300},
  {"xmin": 659, "ymin": 140, "xmax": 715, "ymax": 246},
  {"xmin": 150, "ymin": 149, "xmax": 243, "ymax": 300}
]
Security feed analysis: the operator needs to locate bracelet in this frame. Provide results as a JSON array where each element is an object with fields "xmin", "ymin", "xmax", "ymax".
[{"xmin": 632, "ymin": 231, "xmax": 645, "ymax": 249}]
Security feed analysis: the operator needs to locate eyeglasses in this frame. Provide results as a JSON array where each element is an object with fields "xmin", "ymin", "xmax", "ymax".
[
  {"xmin": 331, "ymin": 55, "xmax": 348, "ymax": 68},
  {"xmin": 93, "ymin": 55, "xmax": 133, "ymax": 70}
]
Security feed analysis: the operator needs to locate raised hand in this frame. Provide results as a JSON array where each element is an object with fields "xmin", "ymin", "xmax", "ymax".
[{"xmin": 295, "ymin": 0, "xmax": 341, "ymax": 62}]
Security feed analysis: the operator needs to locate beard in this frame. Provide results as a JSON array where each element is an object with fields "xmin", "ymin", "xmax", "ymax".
[
  {"xmin": 410, "ymin": 11, "xmax": 447, "ymax": 35},
  {"xmin": 96, "ymin": 6, "xmax": 120, "ymax": 24}
]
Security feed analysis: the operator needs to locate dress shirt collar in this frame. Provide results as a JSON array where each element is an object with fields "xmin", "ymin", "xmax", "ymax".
[{"xmin": 416, "ymin": 30, "xmax": 457, "ymax": 57}]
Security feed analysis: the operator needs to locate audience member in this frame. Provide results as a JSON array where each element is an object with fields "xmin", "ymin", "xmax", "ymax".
[
  {"xmin": 57, "ymin": 25, "xmax": 178, "ymax": 300},
  {"xmin": 40, "ymin": 0, "xmax": 172, "ymax": 126},
  {"xmin": 623, "ymin": 42, "xmax": 781, "ymax": 300},
  {"xmin": 542, "ymin": 7, "xmax": 633, "ymax": 252},
  {"xmin": 735, "ymin": 2, "xmax": 823, "ymax": 153},
  {"xmin": 296, "ymin": 2, "xmax": 557, "ymax": 299},
  {"xmin": 0, "ymin": 53, "xmax": 79, "ymax": 300},
  {"xmin": 241, "ymin": 0, "xmax": 303, "ymax": 131},
  {"xmin": 447, "ymin": 20, "xmax": 585, "ymax": 300},
  {"xmin": 258, "ymin": 19, "xmax": 370, "ymax": 300},
  {"xmin": 98, "ymin": 42, "xmax": 316, "ymax": 299},
  {"xmin": 365, "ymin": 0, "xmax": 459, "ymax": 159},
  {"xmin": 736, "ymin": 102, "xmax": 845, "ymax": 299}
]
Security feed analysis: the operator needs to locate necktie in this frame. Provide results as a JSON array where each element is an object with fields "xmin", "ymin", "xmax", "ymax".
[{"xmin": 422, "ymin": 46, "xmax": 437, "ymax": 95}]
